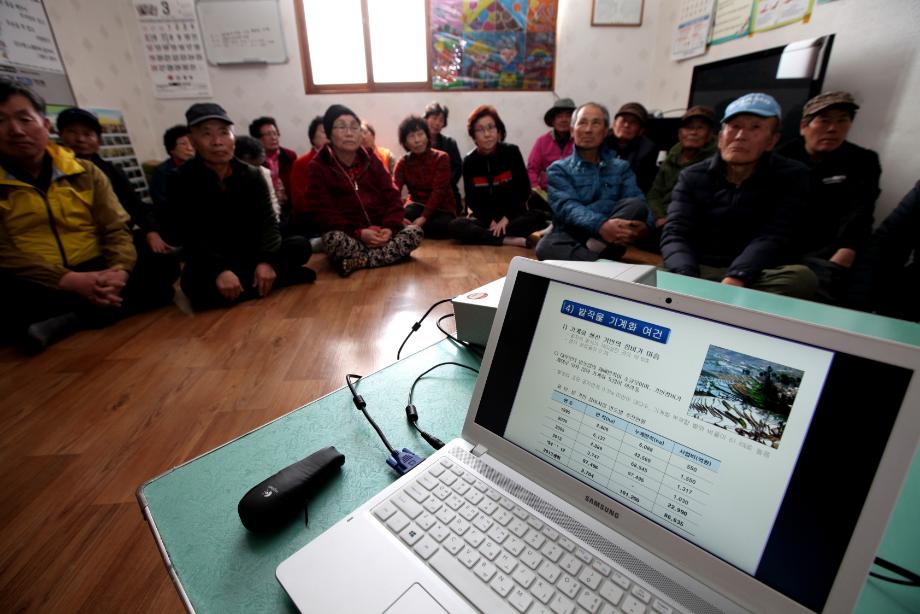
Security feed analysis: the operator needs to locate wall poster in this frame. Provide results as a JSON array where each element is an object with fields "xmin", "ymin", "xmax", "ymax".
[
  {"xmin": 431, "ymin": 0, "xmax": 558, "ymax": 91},
  {"xmin": 0, "ymin": 0, "xmax": 76, "ymax": 105}
]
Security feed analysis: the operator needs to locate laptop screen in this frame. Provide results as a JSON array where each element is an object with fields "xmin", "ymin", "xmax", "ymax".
[{"xmin": 474, "ymin": 272, "xmax": 913, "ymax": 611}]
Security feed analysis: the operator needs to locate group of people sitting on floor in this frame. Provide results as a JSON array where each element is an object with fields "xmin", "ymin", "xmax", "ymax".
[{"xmin": 1, "ymin": 76, "xmax": 917, "ymax": 353}]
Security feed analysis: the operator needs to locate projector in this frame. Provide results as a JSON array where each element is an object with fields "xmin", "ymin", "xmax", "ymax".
[{"xmin": 452, "ymin": 260, "xmax": 657, "ymax": 347}]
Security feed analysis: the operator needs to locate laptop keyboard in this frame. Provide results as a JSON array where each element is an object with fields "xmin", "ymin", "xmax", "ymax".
[{"xmin": 372, "ymin": 457, "xmax": 678, "ymax": 614}]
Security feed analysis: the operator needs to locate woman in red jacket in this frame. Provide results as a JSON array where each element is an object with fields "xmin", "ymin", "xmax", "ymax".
[
  {"xmin": 304, "ymin": 105, "xmax": 423, "ymax": 277},
  {"xmin": 393, "ymin": 115, "xmax": 455, "ymax": 239}
]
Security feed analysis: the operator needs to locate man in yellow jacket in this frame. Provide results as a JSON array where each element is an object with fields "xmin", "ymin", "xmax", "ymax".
[{"xmin": 0, "ymin": 79, "xmax": 140, "ymax": 351}]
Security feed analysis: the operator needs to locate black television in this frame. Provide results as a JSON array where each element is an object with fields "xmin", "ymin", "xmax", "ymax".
[{"xmin": 688, "ymin": 34, "xmax": 835, "ymax": 145}]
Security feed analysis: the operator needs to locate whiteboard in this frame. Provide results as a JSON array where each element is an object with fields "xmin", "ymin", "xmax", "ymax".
[{"xmin": 195, "ymin": 0, "xmax": 287, "ymax": 64}]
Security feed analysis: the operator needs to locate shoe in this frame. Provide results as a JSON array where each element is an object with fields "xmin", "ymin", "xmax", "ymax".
[
  {"xmin": 288, "ymin": 266, "xmax": 317, "ymax": 285},
  {"xmin": 334, "ymin": 256, "xmax": 368, "ymax": 278},
  {"xmin": 21, "ymin": 312, "xmax": 82, "ymax": 354}
]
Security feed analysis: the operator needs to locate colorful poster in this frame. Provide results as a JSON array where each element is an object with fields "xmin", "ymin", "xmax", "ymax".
[
  {"xmin": 431, "ymin": 0, "xmax": 557, "ymax": 91},
  {"xmin": 710, "ymin": 0, "xmax": 754, "ymax": 45},
  {"xmin": 752, "ymin": 0, "xmax": 814, "ymax": 33}
]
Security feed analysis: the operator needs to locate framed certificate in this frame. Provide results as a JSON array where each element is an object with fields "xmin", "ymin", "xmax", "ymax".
[{"xmin": 592, "ymin": 0, "xmax": 644, "ymax": 26}]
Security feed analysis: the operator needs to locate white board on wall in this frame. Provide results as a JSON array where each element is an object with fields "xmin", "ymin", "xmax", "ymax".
[{"xmin": 195, "ymin": 0, "xmax": 287, "ymax": 64}]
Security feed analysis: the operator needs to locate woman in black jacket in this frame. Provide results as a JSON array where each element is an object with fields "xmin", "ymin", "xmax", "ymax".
[{"xmin": 448, "ymin": 105, "xmax": 547, "ymax": 247}]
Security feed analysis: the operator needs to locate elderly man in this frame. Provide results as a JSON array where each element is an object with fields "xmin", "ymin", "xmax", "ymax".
[
  {"xmin": 647, "ymin": 105, "xmax": 718, "ymax": 228},
  {"xmin": 0, "ymin": 80, "xmax": 144, "ymax": 351},
  {"xmin": 150, "ymin": 124, "xmax": 195, "ymax": 211},
  {"xmin": 777, "ymin": 91, "xmax": 881, "ymax": 304},
  {"xmin": 57, "ymin": 107, "xmax": 180, "ymax": 299},
  {"xmin": 535, "ymin": 102, "xmax": 649, "ymax": 262},
  {"xmin": 169, "ymin": 103, "xmax": 313, "ymax": 310},
  {"xmin": 603, "ymin": 102, "xmax": 660, "ymax": 193},
  {"xmin": 661, "ymin": 93, "xmax": 816, "ymax": 298}
]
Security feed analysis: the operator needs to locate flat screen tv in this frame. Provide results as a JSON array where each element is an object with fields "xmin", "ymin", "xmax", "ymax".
[{"xmin": 688, "ymin": 35, "xmax": 835, "ymax": 145}]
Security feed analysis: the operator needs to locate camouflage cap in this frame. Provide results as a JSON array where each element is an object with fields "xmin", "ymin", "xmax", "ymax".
[
  {"xmin": 681, "ymin": 105, "xmax": 716, "ymax": 126},
  {"xmin": 803, "ymin": 91, "xmax": 859, "ymax": 118}
]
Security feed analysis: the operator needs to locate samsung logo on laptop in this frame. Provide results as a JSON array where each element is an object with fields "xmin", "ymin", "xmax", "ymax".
[{"xmin": 585, "ymin": 495, "xmax": 620, "ymax": 519}]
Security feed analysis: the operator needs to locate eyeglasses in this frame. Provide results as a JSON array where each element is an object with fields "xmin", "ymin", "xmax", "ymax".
[
  {"xmin": 474, "ymin": 123, "xmax": 497, "ymax": 134},
  {"xmin": 332, "ymin": 123, "xmax": 361, "ymax": 133}
]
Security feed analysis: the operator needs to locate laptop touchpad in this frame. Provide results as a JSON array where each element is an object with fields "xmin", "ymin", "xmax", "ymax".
[{"xmin": 382, "ymin": 583, "xmax": 448, "ymax": 614}]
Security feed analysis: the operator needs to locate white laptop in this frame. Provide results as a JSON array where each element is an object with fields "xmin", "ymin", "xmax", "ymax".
[{"xmin": 277, "ymin": 257, "xmax": 920, "ymax": 613}]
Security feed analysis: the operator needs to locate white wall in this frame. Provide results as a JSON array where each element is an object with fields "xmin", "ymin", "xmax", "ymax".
[
  {"xmin": 47, "ymin": 0, "xmax": 918, "ymax": 217},
  {"xmin": 649, "ymin": 0, "xmax": 920, "ymax": 218},
  {"xmin": 46, "ymin": 0, "xmax": 660, "ymax": 165}
]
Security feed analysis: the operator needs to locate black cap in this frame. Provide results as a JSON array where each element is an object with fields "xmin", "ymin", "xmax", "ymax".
[
  {"xmin": 323, "ymin": 104, "xmax": 360, "ymax": 139},
  {"xmin": 56, "ymin": 107, "xmax": 102, "ymax": 135},
  {"xmin": 185, "ymin": 102, "xmax": 233, "ymax": 127}
]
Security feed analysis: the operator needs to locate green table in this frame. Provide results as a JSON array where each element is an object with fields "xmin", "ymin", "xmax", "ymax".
[
  {"xmin": 139, "ymin": 341, "xmax": 480, "ymax": 613},
  {"xmin": 139, "ymin": 277, "xmax": 920, "ymax": 613}
]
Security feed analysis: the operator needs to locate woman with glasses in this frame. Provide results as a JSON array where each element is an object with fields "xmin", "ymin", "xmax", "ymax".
[
  {"xmin": 393, "ymin": 115, "xmax": 455, "ymax": 239},
  {"xmin": 304, "ymin": 105, "xmax": 423, "ymax": 277},
  {"xmin": 448, "ymin": 105, "xmax": 547, "ymax": 247}
]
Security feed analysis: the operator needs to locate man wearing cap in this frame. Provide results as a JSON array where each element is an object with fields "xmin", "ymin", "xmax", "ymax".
[
  {"xmin": 647, "ymin": 105, "xmax": 717, "ymax": 228},
  {"xmin": 167, "ymin": 102, "xmax": 313, "ymax": 310},
  {"xmin": 604, "ymin": 102, "xmax": 660, "ymax": 193},
  {"xmin": 528, "ymin": 98, "xmax": 575, "ymax": 192},
  {"xmin": 57, "ymin": 107, "xmax": 180, "ymax": 305},
  {"xmin": 535, "ymin": 102, "xmax": 650, "ymax": 263},
  {"xmin": 777, "ymin": 91, "xmax": 881, "ymax": 304},
  {"xmin": 0, "ymin": 80, "xmax": 145, "ymax": 351},
  {"xmin": 661, "ymin": 93, "xmax": 816, "ymax": 298}
]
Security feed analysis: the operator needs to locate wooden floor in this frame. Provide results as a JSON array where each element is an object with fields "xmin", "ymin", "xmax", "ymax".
[{"xmin": 0, "ymin": 241, "xmax": 528, "ymax": 612}]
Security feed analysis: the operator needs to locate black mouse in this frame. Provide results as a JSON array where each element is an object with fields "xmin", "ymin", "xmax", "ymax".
[{"xmin": 238, "ymin": 446, "xmax": 345, "ymax": 533}]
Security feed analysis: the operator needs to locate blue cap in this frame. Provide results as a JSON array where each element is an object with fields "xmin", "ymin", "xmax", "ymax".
[{"xmin": 722, "ymin": 93, "xmax": 782, "ymax": 123}]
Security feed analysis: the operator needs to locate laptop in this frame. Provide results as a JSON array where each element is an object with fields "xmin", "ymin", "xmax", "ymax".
[{"xmin": 277, "ymin": 257, "xmax": 920, "ymax": 613}]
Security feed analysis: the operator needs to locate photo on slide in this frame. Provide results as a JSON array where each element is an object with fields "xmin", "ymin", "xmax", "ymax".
[{"xmin": 688, "ymin": 345, "xmax": 804, "ymax": 449}]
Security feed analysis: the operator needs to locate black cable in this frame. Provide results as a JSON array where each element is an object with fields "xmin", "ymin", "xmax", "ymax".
[
  {"xmin": 396, "ymin": 298, "xmax": 454, "ymax": 360},
  {"xmin": 435, "ymin": 313, "xmax": 485, "ymax": 358},
  {"xmin": 345, "ymin": 374, "xmax": 399, "ymax": 461},
  {"xmin": 870, "ymin": 556, "xmax": 920, "ymax": 586},
  {"xmin": 404, "ymin": 361, "xmax": 479, "ymax": 450}
]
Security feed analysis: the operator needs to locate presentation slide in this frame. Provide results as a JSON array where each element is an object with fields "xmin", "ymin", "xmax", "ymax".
[{"xmin": 504, "ymin": 281, "xmax": 834, "ymax": 573}]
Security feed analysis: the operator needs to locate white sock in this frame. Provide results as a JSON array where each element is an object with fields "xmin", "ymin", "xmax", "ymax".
[{"xmin": 586, "ymin": 238, "xmax": 607, "ymax": 253}]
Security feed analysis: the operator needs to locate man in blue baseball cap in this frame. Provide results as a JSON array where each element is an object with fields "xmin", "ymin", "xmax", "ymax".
[{"xmin": 660, "ymin": 92, "xmax": 817, "ymax": 298}]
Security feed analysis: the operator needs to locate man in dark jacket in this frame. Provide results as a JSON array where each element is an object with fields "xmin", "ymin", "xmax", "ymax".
[
  {"xmin": 661, "ymin": 93, "xmax": 816, "ymax": 298},
  {"xmin": 853, "ymin": 180, "xmax": 920, "ymax": 320},
  {"xmin": 56, "ymin": 107, "xmax": 179, "ymax": 306},
  {"xmin": 777, "ymin": 91, "xmax": 881, "ymax": 304},
  {"xmin": 170, "ymin": 103, "xmax": 313, "ymax": 309},
  {"xmin": 603, "ymin": 102, "xmax": 660, "ymax": 193}
]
